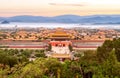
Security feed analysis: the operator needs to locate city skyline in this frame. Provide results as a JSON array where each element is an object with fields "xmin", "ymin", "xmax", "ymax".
[{"xmin": 0, "ymin": 0, "xmax": 120, "ymax": 17}]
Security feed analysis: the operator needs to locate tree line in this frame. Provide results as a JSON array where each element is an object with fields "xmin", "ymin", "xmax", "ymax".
[{"xmin": 0, "ymin": 38, "xmax": 120, "ymax": 78}]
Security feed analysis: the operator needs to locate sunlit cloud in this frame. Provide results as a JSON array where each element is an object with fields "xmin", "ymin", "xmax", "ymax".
[
  {"xmin": 0, "ymin": 0, "xmax": 120, "ymax": 16},
  {"xmin": 49, "ymin": 3, "xmax": 86, "ymax": 6}
]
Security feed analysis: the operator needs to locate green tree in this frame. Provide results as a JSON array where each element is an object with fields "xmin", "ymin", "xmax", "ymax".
[
  {"xmin": 69, "ymin": 44, "xmax": 73, "ymax": 52},
  {"xmin": 44, "ymin": 58, "xmax": 62, "ymax": 78},
  {"xmin": 97, "ymin": 40, "xmax": 113, "ymax": 62},
  {"xmin": 94, "ymin": 50, "xmax": 120, "ymax": 78},
  {"xmin": 113, "ymin": 38, "xmax": 120, "ymax": 62},
  {"xmin": 47, "ymin": 44, "xmax": 52, "ymax": 51}
]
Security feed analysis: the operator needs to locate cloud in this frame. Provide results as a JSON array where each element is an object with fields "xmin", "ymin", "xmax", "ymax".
[{"xmin": 49, "ymin": 3, "xmax": 85, "ymax": 6}]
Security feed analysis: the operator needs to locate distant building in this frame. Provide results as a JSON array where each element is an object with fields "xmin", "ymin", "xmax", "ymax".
[{"xmin": 46, "ymin": 28, "xmax": 75, "ymax": 61}]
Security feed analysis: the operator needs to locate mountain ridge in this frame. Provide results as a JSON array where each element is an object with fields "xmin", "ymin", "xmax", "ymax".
[{"xmin": 0, "ymin": 14, "xmax": 120, "ymax": 24}]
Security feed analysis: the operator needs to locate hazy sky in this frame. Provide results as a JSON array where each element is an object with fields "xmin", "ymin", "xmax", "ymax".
[{"xmin": 0, "ymin": 0, "xmax": 120, "ymax": 17}]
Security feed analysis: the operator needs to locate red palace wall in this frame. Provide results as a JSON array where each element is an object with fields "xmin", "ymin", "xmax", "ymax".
[{"xmin": 49, "ymin": 41, "xmax": 72, "ymax": 47}]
